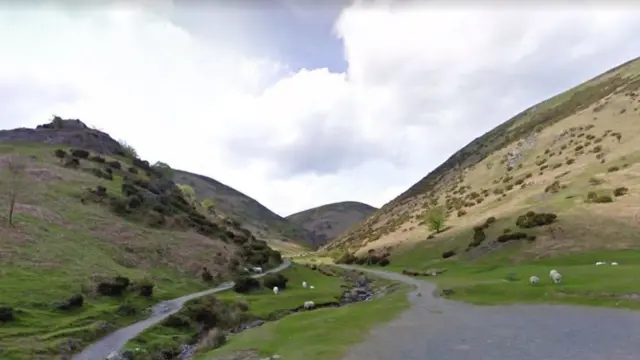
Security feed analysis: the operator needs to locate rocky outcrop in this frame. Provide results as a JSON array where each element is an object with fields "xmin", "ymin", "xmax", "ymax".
[{"xmin": 0, "ymin": 116, "xmax": 125, "ymax": 156}]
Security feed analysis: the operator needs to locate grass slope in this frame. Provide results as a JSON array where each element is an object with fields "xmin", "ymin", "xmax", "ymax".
[
  {"xmin": 126, "ymin": 263, "xmax": 408, "ymax": 359},
  {"xmin": 197, "ymin": 268, "xmax": 410, "ymax": 360},
  {"xmin": 325, "ymin": 56, "xmax": 640, "ymax": 258},
  {"xmin": 323, "ymin": 57, "xmax": 640, "ymax": 308},
  {"xmin": 0, "ymin": 134, "xmax": 281, "ymax": 359},
  {"xmin": 286, "ymin": 201, "xmax": 378, "ymax": 247},
  {"xmin": 174, "ymin": 170, "xmax": 316, "ymax": 250}
]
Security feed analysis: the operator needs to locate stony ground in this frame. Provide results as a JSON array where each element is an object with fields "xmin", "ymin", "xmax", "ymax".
[{"xmin": 340, "ymin": 267, "xmax": 640, "ymax": 360}]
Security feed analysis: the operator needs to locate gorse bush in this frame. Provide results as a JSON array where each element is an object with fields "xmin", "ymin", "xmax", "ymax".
[{"xmin": 515, "ymin": 211, "xmax": 557, "ymax": 228}]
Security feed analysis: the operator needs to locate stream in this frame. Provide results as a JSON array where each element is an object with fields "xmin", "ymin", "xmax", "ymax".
[{"xmin": 72, "ymin": 260, "xmax": 291, "ymax": 360}]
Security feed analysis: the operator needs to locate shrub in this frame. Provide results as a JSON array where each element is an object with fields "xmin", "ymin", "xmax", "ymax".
[
  {"xmin": 496, "ymin": 232, "xmax": 528, "ymax": 243},
  {"xmin": 590, "ymin": 194, "xmax": 613, "ymax": 203},
  {"xmin": 64, "ymin": 157, "xmax": 80, "ymax": 168},
  {"xmin": 614, "ymin": 187, "xmax": 629, "ymax": 196},
  {"xmin": 96, "ymin": 276, "xmax": 130, "ymax": 296},
  {"xmin": 55, "ymin": 294, "xmax": 84, "ymax": 311},
  {"xmin": 607, "ymin": 166, "xmax": 620, "ymax": 172},
  {"xmin": 107, "ymin": 160, "xmax": 122, "ymax": 169},
  {"xmin": 53, "ymin": 149, "xmax": 67, "ymax": 159},
  {"xmin": 163, "ymin": 314, "xmax": 192, "ymax": 329},
  {"xmin": 127, "ymin": 166, "xmax": 139, "ymax": 174},
  {"xmin": 515, "ymin": 211, "xmax": 557, "ymax": 228},
  {"xmin": 484, "ymin": 216, "xmax": 496, "ymax": 226},
  {"xmin": 378, "ymin": 257, "xmax": 390, "ymax": 266},
  {"xmin": 457, "ymin": 209, "xmax": 467, "ymax": 217},
  {"xmin": 262, "ymin": 273, "xmax": 288, "ymax": 290},
  {"xmin": 468, "ymin": 227, "xmax": 486, "ymax": 248},
  {"xmin": 514, "ymin": 178, "xmax": 524, "ymax": 185},
  {"xmin": 91, "ymin": 168, "xmax": 113, "ymax": 181},
  {"xmin": 589, "ymin": 177, "xmax": 604, "ymax": 185},
  {"xmin": 89, "ymin": 155, "xmax": 106, "ymax": 163},
  {"xmin": 137, "ymin": 281, "xmax": 154, "ymax": 297},
  {"xmin": 0, "ymin": 307, "xmax": 14, "ymax": 322},
  {"xmin": 566, "ymin": 158, "xmax": 575, "ymax": 165},
  {"xmin": 201, "ymin": 267, "xmax": 214, "ymax": 282},
  {"xmin": 233, "ymin": 276, "xmax": 260, "ymax": 293},
  {"xmin": 70, "ymin": 148, "xmax": 90, "ymax": 159},
  {"xmin": 544, "ymin": 181, "xmax": 562, "ymax": 193},
  {"xmin": 442, "ymin": 250, "xmax": 456, "ymax": 259}
]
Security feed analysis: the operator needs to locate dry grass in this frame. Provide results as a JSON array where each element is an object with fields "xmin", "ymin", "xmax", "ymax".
[{"xmin": 326, "ymin": 58, "xmax": 640, "ymax": 260}]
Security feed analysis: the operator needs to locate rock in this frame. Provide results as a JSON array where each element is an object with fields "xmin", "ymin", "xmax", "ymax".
[{"xmin": 441, "ymin": 289, "xmax": 455, "ymax": 296}]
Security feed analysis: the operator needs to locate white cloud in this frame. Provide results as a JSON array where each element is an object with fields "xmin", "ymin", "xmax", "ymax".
[{"xmin": 2, "ymin": 2, "xmax": 640, "ymax": 216}]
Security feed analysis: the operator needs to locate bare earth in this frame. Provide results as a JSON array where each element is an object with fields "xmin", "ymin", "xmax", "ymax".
[{"xmin": 341, "ymin": 267, "xmax": 640, "ymax": 360}]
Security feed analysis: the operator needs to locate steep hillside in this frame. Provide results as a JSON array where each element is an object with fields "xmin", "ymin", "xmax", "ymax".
[
  {"xmin": 286, "ymin": 201, "xmax": 377, "ymax": 245},
  {"xmin": 173, "ymin": 170, "xmax": 319, "ymax": 249},
  {"xmin": 0, "ymin": 117, "xmax": 282, "ymax": 359},
  {"xmin": 325, "ymin": 57, "xmax": 640, "ymax": 260}
]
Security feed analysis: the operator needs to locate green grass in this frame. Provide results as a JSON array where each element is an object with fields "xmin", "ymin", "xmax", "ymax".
[
  {"xmin": 196, "ymin": 283, "xmax": 411, "ymax": 360},
  {"xmin": 124, "ymin": 264, "xmax": 347, "ymax": 353},
  {"xmin": 216, "ymin": 264, "xmax": 347, "ymax": 317},
  {"xmin": 0, "ymin": 143, "xmax": 228, "ymax": 359},
  {"xmin": 387, "ymin": 231, "xmax": 640, "ymax": 309}
]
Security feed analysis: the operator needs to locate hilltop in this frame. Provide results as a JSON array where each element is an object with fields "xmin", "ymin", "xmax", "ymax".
[
  {"xmin": 173, "ymin": 170, "xmax": 319, "ymax": 249},
  {"xmin": 0, "ymin": 117, "xmax": 283, "ymax": 359},
  {"xmin": 286, "ymin": 201, "xmax": 377, "ymax": 246},
  {"xmin": 325, "ymin": 57, "xmax": 640, "ymax": 262}
]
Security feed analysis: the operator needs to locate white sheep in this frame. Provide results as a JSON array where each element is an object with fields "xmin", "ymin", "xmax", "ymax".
[
  {"xmin": 596, "ymin": 261, "xmax": 606, "ymax": 266},
  {"xmin": 551, "ymin": 272, "xmax": 562, "ymax": 284},
  {"xmin": 273, "ymin": 286, "xmax": 279, "ymax": 295},
  {"xmin": 611, "ymin": 262, "xmax": 619, "ymax": 266},
  {"xmin": 303, "ymin": 300, "xmax": 315, "ymax": 309},
  {"xmin": 529, "ymin": 275, "xmax": 540, "ymax": 285},
  {"xmin": 549, "ymin": 269, "xmax": 558, "ymax": 277},
  {"xmin": 309, "ymin": 285, "xmax": 315, "ymax": 289},
  {"xmin": 253, "ymin": 266, "xmax": 263, "ymax": 273},
  {"xmin": 302, "ymin": 281, "xmax": 308, "ymax": 288}
]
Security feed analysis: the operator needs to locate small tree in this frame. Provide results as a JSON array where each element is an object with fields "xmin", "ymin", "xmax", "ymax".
[
  {"xmin": 3, "ymin": 156, "xmax": 26, "ymax": 226},
  {"xmin": 202, "ymin": 198, "xmax": 215, "ymax": 212},
  {"xmin": 177, "ymin": 184, "xmax": 196, "ymax": 200},
  {"xmin": 152, "ymin": 161, "xmax": 174, "ymax": 179},
  {"xmin": 118, "ymin": 139, "xmax": 138, "ymax": 158},
  {"xmin": 425, "ymin": 206, "xmax": 446, "ymax": 233}
]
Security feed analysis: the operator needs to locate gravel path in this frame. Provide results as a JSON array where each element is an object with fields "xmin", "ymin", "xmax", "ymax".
[
  {"xmin": 339, "ymin": 266, "xmax": 640, "ymax": 360},
  {"xmin": 72, "ymin": 260, "xmax": 291, "ymax": 360}
]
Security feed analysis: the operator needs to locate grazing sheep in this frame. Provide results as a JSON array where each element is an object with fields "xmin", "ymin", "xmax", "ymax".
[
  {"xmin": 551, "ymin": 272, "xmax": 562, "ymax": 284},
  {"xmin": 253, "ymin": 267, "xmax": 263, "ymax": 273},
  {"xmin": 596, "ymin": 261, "xmax": 606, "ymax": 266},
  {"xmin": 310, "ymin": 285, "xmax": 315, "ymax": 289},
  {"xmin": 611, "ymin": 262, "xmax": 619, "ymax": 266},
  {"xmin": 529, "ymin": 276, "xmax": 540, "ymax": 285},
  {"xmin": 302, "ymin": 281, "xmax": 308, "ymax": 288},
  {"xmin": 273, "ymin": 286, "xmax": 279, "ymax": 295},
  {"xmin": 303, "ymin": 300, "xmax": 315, "ymax": 309},
  {"xmin": 549, "ymin": 269, "xmax": 558, "ymax": 277}
]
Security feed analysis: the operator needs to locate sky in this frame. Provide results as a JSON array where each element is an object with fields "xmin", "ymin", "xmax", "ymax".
[{"xmin": 1, "ymin": 1, "xmax": 640, "ymax": 216}]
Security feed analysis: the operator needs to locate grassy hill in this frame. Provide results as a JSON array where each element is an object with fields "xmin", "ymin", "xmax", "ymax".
[
  {"xmin": 173, "ymin": 170, "xmax": 317, "ymax": 250},
  {"xmin": 286, "ymin": 201, "xmax": 377, "ymax": 246},
  {"xmin": 0, "ymin": 117, "xmax": 283, "ymax": 359},
  {"xmin": 324, "ymin": 56, "xmax": 640, "ymax": 263}
]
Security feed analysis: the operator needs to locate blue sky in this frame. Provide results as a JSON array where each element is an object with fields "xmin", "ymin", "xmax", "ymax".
[
  {"xmin": 2, "ymin": 2, "xmax": 640, "ymax": 216},
  {"xmin": 170, "ymin": 0, "xmax": 347, "ymax": 73}
]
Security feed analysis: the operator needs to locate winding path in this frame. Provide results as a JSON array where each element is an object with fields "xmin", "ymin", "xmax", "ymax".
[
  {"xmin": 339, "ymin": 266, "xmax": 640, "ymax": 360},
  {"xmin": 73, "ymin": 260, "xmax": 291, "ymax": 360}
]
